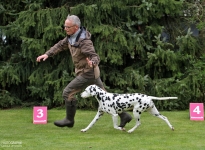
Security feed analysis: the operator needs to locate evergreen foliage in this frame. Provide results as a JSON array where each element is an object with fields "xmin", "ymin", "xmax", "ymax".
[{"xmin": 0, "ymin": 0, "xmax": 205, "ymax": 110}]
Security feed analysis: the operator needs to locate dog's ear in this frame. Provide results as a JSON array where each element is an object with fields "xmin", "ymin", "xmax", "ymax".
[{"xmin": 88, "ymin": 85, "xmax": 97, "ymax": 96}]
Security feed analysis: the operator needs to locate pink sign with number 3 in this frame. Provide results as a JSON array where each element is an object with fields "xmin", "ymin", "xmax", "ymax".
[
  {"xmin": 190, "ymin": 103, "xmax": 204, "ymax": 121},
  {"xmin": 33, "ymin": 106, "xmax": 47, "ymax": 124}
]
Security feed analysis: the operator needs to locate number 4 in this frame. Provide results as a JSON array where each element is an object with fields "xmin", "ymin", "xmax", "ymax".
[{"xmin": 193, "ymin": 106, "xmax": 201, "ymax": 114}]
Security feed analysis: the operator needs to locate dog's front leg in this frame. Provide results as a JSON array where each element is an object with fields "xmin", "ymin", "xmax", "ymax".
[
  {"xmin": 127, "ymin": 109, "xmax": 141, "ymax": 133},
  {"xmin": 112, "ymin": 114, "xmax": 125, "ymax": 131},
  {"xmin": 81, "ymin": 110, "xmax": 104, "ymax": 132}
]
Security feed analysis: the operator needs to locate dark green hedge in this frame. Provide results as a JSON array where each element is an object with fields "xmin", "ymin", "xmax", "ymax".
[{"xmin": 0, "ymin": 0, "xmax": 205, "ymax": 110}]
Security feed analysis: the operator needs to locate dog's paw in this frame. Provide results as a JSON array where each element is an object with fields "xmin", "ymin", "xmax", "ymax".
[
  {"xmin": 127, "ymin": 129, "xmax": 134, "ymax": 133},
  {"xmin": 81, "ymin": 129, "xmax": 87, "ymax": 132},
  {"xmin": 115, "ymin": 127, "xmax": 126, "ymax": 131},
  {"xmin": 171, "ymin": 127, "xmax": 174, "ymax": 131}
]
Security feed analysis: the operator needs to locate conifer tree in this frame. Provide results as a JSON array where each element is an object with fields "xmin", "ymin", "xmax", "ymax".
[{"xmin": 0, "ymin": 0, "xmax": 204, "ymax": 110}]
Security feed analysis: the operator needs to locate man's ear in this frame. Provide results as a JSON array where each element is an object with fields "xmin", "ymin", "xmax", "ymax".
[{"xmin": 74, "ymin": 26, "xmax": 79, "ymax": 30}]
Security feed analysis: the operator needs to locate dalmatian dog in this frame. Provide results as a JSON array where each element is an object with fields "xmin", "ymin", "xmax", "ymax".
[{"xmin": 80, "ymin": 85, "xmax": 177, "ymax": 133}]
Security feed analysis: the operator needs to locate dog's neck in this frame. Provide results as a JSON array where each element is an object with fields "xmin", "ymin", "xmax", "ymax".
[{"xmin": 93, "ymin": 89, "xmax": 112, "ymax": 102}]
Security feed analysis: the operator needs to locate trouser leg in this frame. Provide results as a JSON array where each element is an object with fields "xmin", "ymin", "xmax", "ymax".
[
  {"xmin": 54, "ymin": 75, "xmax": 105, "ymax": 128},
  {"xmin": 118, "ymin": 112, "xmax": 132, "ymax": 128}
]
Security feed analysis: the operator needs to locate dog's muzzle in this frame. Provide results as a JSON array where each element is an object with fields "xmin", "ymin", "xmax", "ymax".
[{"xmin": 81, "ymin": 91, "xmax": 90, "ymax": 98}]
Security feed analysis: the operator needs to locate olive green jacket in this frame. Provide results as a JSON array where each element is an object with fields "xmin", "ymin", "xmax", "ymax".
[{"xmin": 45, "ymin": 27, "xmax": 100, "ymax": 79}]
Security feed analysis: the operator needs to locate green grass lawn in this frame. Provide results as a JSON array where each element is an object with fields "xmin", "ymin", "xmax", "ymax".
[{"xmin": 0, "ymin": 108, "xmax": 204, "ymax": 150}]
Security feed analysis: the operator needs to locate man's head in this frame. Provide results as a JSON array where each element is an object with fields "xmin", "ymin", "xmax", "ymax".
[{"xmin": 64, "ymin": 15, "xmax": 81, "ymax": 35}]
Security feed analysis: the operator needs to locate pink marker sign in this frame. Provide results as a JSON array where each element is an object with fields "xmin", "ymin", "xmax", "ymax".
[
  {"xmin": 190, "ymin": 103, "xmax": 204, "ymax": 121},
  {"xmin": 33, "ymin": 106, "xmax": 47, "ymax": 124}
]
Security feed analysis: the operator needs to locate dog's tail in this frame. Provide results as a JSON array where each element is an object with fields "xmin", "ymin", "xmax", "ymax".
[{"xmin": 148, "ymin": 96, "xmax": 178, "ymax": 100}]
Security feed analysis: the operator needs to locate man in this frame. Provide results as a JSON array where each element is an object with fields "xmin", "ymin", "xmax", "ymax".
[{"xmin": 36, "ymin": 15, "xmax": 132, "ymax": 128}]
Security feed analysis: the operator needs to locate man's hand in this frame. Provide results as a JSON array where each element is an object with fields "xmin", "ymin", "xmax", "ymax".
[
  {"xmin": 86, "ymin": 58, "xmax": 96, "ymax": 68},
  {"xmin": 36, "ymin": 54, "xmax": 48, "ymax": 62}
]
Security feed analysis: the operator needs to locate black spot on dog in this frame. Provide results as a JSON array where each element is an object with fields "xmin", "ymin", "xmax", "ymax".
[
  {"xmin": 128, "ymin": 104, "xmax": 132, "ymax": 108},
  {"xmin": 120, "ymin": 103, "xmax": 126, "ymax": 108},
  {"xmin": 113, "ymin": 94, "xmax": 118, "ymax": 96},
  {"xmin": 116, "ymin": 101, "xmax": 122, "ymax": 107},
  {"xmin": 97, "ymin": 94, "xmax": 101, "ymax": 101},
  {"xmin": 117, "ymin": 108, "xmax": 122, "ymax": 112}
]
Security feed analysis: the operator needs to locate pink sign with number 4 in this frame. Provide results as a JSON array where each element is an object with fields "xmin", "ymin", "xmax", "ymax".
[
  {"xmin": 189, "ymin": 103, "xmax": 204, "ymax": 121},
  {"xmin": 33, "ymin": 106, "xmax": 47, "ymax": 124}
]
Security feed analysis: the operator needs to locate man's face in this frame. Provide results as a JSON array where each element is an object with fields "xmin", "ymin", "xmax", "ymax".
[{"xmin": 64, "ymin": 19, "xmax": 79, "ymax": 35}]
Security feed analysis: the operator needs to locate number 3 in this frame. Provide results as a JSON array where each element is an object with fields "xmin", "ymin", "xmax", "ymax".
[
  {"xmin": 193, "ymin": 106, "xmax": 201, "ymax": 114},
  {"xmin": 37, "ymin": 109, "xmax": 44, "ymax": 118}
]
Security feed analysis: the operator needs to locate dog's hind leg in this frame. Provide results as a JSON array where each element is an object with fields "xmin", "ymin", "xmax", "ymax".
[
  {"xmin": 81, "ymin": 110, "xmax": 104, "ymax": 132},
  {"xmin": 147, "ymin": 105, "xmax": 174, "ymax": 131}
]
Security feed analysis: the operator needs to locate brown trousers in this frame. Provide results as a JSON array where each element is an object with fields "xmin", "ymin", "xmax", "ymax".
[{"xmin": 62, "ymin": 75, "xmax": 105, "ymax": 102}]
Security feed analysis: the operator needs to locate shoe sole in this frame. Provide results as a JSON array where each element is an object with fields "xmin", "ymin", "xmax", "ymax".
[{"xmin": 54, "ymin": 122, "xmax": 74, "ymax": 128}]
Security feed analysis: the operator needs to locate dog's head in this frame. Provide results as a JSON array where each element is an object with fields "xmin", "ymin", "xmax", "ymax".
[{"xmin": 81, "ymin": 85, "xmax": 99, "ymax": 98}]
